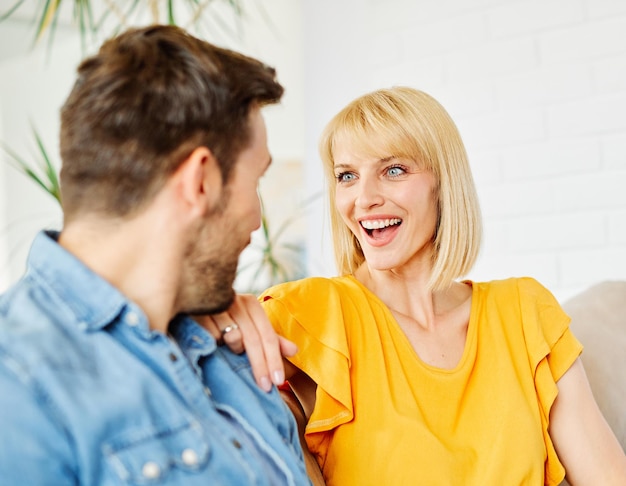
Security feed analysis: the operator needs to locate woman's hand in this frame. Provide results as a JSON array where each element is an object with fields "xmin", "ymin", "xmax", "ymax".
[{"xmin": 196, "ymin": 294, "xmax": 298, "ymax": 392}]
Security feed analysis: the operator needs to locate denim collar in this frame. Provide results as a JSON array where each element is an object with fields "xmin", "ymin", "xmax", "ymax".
[
  {"xmin": 28, "ymin": 231, "xmax": 218, "ymax": 361},
  {"xmin": 170, "ymin": 315, "xmax": 218, "ymax": 372},
  {"xmin": 28, "ymin": 231, "xmax": 128, "ymax": 332}
]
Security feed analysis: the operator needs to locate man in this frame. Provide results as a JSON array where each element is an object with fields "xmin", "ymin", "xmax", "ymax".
[{"xmin": 0, "ymin": 25, "xmax": 311, "ymax": 485}]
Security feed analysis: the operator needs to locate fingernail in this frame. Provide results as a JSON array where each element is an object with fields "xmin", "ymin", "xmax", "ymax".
[
  {"xmin": 273, "ymin": 370, "xmax": 285, "ymax": 386},
  {"xmin": 260, "ymin": 376, "xmax": 272, "ymax": 392}
]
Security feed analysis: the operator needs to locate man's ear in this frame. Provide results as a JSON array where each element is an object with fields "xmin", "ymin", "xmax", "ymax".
[{"xmin": 174, "ymin": 146, "xmax": 223, "ymax": 217}]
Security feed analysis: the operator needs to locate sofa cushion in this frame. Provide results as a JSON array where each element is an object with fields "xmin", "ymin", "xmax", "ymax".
[{"xmin": 561, "ymin": 281, "xmax": 626, "ymax": 449}]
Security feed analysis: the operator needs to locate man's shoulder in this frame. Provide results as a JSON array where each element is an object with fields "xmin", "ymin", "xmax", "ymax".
[
  {"xmin": 0, "ymin": 275, "xmax": 88, "ymax": 377},
  {"xmin": 1, "ymin": 272, "xmax": 65, "ymax": 328}
]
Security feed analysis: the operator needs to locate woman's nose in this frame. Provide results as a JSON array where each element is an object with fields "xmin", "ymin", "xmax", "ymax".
[{"xmin": 355, "ymin": 177, "xmax": 384, "ymax": 209}]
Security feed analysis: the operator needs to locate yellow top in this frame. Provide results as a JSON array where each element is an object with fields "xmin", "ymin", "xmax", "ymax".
[{"xmin": 260, "ymin": 276, "xmax": 583, "ymax": 486}]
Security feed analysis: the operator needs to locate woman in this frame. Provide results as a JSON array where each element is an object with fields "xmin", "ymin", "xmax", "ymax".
[{"xmin": 211, "ymin": 87, "xmax": 626, "ymax": 485}]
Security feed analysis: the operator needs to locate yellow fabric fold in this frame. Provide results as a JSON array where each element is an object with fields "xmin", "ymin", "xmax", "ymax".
[
  {"xmin": 518, "ymin": 278, "xmax": 583, "ymax": 484},
  {"xmin": 260, "ymin": 278, "xmax": 355, "ymax": 458}
]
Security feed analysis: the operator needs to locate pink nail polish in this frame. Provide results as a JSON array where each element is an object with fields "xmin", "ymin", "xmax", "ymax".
[{"xmin": 260, "ymin": 376, "xmax": 272, "ymax": 392}]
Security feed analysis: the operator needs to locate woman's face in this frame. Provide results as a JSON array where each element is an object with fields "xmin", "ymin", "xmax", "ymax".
[{"xmin": 333, "ymin": 139, "xmax": 439, "ymax": 274}]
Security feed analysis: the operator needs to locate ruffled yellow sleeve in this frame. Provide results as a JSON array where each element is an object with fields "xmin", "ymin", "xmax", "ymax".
[
  {"xmin": 517, "ymin": 277, "xmax": 584, "ymax": 485},
  {"xmin": 259, "ymin": 277, "xmax": 355, "ymax": 455}
]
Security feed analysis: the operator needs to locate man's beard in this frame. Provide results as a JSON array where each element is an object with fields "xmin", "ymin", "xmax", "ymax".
[
  {"xmin": 178, "ymin": 189, "xmax": 247, "ymax": 315},
  {"xmin": 185, "ymin": 257, "xmax": 238, "ymax": 315},
  {"xmin": 181, "ymin": 234, "xmax": 240, "ymax": 314}
]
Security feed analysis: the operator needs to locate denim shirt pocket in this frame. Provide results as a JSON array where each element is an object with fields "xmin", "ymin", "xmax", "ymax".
[{"xmin": 103, "ymin": 420, "xmax": 210, "ymax": 484}]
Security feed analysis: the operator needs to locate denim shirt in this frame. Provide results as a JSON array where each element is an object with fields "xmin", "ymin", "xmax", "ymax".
[{"xmin": 0, "ymin": 232, "xmax": 311, "ymax": 486}]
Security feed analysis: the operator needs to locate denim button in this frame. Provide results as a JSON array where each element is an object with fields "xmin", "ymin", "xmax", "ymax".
[
  {"xmin": 126, "ymin": 312, "xmax": 139, "ymax": 326},
  {"xmin": 181, "ymin": 448, "xmax": 199, "ymax": 466},
  {"xmin": 141, "ymin": 461, "xmax": 160, "ymax": 479}
]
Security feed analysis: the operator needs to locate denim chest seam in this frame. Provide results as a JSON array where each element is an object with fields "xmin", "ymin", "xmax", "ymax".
[{"xmin": 214, "ymin": 402, "xmax": 296, "ymax": 486}]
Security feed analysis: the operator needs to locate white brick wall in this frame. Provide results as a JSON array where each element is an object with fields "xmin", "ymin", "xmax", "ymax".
[{"xmin": 304, "ymin": 0, "xmax": 626, "ymax": 301}]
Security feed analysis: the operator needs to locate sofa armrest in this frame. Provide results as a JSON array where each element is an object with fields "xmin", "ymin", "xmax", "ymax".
[{"xmin": 562, "ymin": 281, "xmax": 626, "ymax": 450}]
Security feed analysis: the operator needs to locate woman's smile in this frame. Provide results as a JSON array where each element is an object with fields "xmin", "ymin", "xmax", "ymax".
[{"xmin": 359, "ymin": 217, "xmax": 403, "ymax": 246}]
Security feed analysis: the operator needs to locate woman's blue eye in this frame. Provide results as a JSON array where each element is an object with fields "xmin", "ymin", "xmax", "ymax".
[
  {"xmin": 336, "ymin": 172, "xmax": 355, "ymax": 183},
  {"xmin": 387, "ymin": 166, "xmax": 405, "ymax": 177}
]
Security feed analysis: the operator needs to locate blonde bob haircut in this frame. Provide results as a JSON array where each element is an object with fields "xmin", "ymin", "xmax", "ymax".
[{"xmin": 319, "ymin": 86, "xmax": 482, "ymax": 291}]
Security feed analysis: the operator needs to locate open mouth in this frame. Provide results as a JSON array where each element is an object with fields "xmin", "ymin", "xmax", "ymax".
[{"xmin": 360, "ymin": 218, "xmax": 402, "ymax": 238}]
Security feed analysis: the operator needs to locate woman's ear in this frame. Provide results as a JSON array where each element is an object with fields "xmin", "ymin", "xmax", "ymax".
[{"xmin": 174, "ymin": 146, "xmax": 223, "ymax": 217}]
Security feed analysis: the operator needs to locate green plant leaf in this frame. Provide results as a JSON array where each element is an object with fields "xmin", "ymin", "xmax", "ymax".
[
  {"xmin": 32, "ymin": 126, "xmax": 61, "ymax": 198},
  {"xmin": 2, "ymin": 0, "xmax": 265, "ymax": 53},
  {"xmin": 0, "ymin": 0, "xmax": 27, "ymax": 21},
  {"xmin": 0, "ymin": 128, "xmax": 61, "ymax": 204},
  {"xmin": 167, "ymin": 0, "xmax": 175, "ymax": 25}
]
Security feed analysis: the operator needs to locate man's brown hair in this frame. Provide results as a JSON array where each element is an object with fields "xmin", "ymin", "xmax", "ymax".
[{"xmin": 59, "ymin": 25, "xmax": 283, "ymax": 219}]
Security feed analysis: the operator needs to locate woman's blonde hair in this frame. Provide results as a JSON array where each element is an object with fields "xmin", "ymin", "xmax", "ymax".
[{"xmin": 319, "ymin": 86, "xmax": 482, "ymax": 291}]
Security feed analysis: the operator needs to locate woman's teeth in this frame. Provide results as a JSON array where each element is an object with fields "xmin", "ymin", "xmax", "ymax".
[{"xmin": 360, "ymin": 218, "xmax": 402, "ymax": 230}]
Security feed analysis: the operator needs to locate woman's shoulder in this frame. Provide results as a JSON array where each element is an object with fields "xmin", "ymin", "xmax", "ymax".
[
  {"xmin": 470, "ymin": 276, "xmax": 568, "ymax": 337},
  {"xmin": 259, "ymin": 275, "xmax": 362, "ymax": 301},
  {"xmin": 470, "ymin": 276, "xmax": 553, "ymax": 300}
]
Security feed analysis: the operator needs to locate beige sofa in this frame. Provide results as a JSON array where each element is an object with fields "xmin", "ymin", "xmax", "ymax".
[
  {"xmin": 282, "ymin": 281, "xmax": 626, "ymax": 485},
  {"xmin": 563, "ymin": 281, "xmax": 626, "ymax": 449},
  {"xmin": 558, "ymin": 281, "xmax": 626, "ymax": 485}
]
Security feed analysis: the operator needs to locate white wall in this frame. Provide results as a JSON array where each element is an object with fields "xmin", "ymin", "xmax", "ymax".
[
  {"xmin": 302, "ymin": 0, "xmax": 626, "ymax": 301},
  {"xmin": 0, "ymin": 19, "xmax": 75, "ymax": 290}
]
